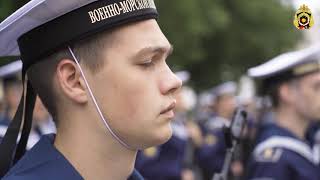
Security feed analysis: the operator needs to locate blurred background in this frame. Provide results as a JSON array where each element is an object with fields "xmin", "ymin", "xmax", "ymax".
[
  {"xmin": 1, "ymin": 1, "xmax": 320, "ymax": 180},
  {"xmin": 1, "ymin": 0, "xmax": 315, "ymax": 91}
]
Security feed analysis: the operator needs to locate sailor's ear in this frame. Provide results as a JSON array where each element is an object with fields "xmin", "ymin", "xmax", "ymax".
[{"xmin": 56, "ymin": 59, "xmax": 88, "ymax": 104}]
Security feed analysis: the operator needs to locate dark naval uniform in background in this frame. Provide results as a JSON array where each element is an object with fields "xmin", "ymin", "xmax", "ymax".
[
  {"xmin": 246, "ymin": 122, "xmax": 320, "ymax": 180},
  {"xmin": 135, "ymin": 120, "xmax": 189, "ymax": 180},
  {"xmin": 196, "ymin": 115, "xmax": 229, "ymax": 180},
  {"xmin": 0, "ymin": 115, "xmax": 43, "ymax": 150},
  {"xmin": 196, "ymin": 128, "xmax": 226, "ymax": 179},
  {"xmin": 3, "ymin": 134, "xmax": 144, "ymax": 180}
]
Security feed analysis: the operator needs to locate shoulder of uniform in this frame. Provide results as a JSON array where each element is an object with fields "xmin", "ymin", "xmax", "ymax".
[
  {"xmin": 253, "ymin": 136, "xmax": 317, "ymax": 164},
  {"xmin": 142, "ymin": 146, "xmax": 159, "ymax": 158},
  {"xmin": 3, "ymin": 173, "xmax": 36, "ymax": 180},
  {"xmin": 254, "ymin": 147, "xmax": 283, "ymax": 163},
  {"xmin": 203, "ymin": 133, "xmax": 219, "ymax": 146}
]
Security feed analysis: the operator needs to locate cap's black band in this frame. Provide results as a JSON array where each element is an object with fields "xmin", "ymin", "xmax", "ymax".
[
  {"xmin": 0, "ymin": 0, "xmax": 158, "ymax": 176},
  {"xmin": 18, "ymin": 0, "xmax": 158, "ymax": 72}
]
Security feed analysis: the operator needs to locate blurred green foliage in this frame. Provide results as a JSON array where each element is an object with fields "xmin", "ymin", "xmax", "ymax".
[
  {"xmin": 0, "ymin": 0, "xmax": 29, "ymax": 18},
  {"xmin": 0, "ymin": 0, "xmax": 30, "ymax": 66},
  {"xmin": 0, "ymin": 1, "xmax": 13, "ymax": 20},
  {"xmin": 156, "ymin": 0, "xmax": 301, "ymax": 90},
  {"xmin": 0, "ymin": 0, "xmax": 301, "ymax": 90}
]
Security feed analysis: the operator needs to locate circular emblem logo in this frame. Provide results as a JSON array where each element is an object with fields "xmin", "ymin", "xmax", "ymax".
[{"xmin": 293, "ymin": 4, "xmax": 314, "ymax": 30}]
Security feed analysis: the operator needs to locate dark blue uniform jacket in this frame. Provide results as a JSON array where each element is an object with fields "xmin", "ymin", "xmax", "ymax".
[
  {"xmin": 3, "ymin": 134, "xmax": 143, "ymax": 180},
  {"xmin": 246, "ymin": 123, "xmax": 320, "ymax": 180}
]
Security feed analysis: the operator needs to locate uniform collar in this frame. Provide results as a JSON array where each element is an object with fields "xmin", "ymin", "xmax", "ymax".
[
  {"xmin": 5, "ymin": 134, "xmax": 83, "ymax": 179},
  {"xmin": 5, "ymin": 134, "xmax": 144, "ymax": 179},
  {"xmin": 260, "ymin": 122, "xmax": 310, "ymax": 145}
]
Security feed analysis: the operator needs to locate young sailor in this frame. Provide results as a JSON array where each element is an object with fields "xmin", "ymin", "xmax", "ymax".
[
  {"xmin": 246, "ymin": 45, "xmax": 320, "ymax": 180},
  {"xmin": 0, "ymin": 0, "xmax": 182, "ymax": 179}
]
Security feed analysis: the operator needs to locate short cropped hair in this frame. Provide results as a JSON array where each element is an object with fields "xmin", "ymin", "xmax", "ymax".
[
  {"xmin": 27, "ymin": 29, "xmax": 114, "ymax": 124},
  {"xmin": 261, "ymin": 73, "xmax": 297, "ymax": 108}
]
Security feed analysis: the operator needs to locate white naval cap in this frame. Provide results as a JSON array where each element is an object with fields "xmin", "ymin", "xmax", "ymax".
[
  {"xmin": 212, "ymin": 81, "xmax": 237, "ymax": 97},
  {"xmin": 0, "ymin": 0, "xmax": 98, "ymax": 57},
  {"xmin": 248, "ymin": 44, "xmax": 320, "ymax": 79},
  {"xmin": 175, "ymin": 70, "xmax": 190, "ymax": 84},
  {"xmin": 0, "ymin": 0, "xmax": 158, "ymax": 72},
  {"xmin": 0, "ymin": 0, "xmax": 159, "ymax": 173},
  {"xmin": 0, "ymin": 61, "xmax": 22, "ymax": 78}
]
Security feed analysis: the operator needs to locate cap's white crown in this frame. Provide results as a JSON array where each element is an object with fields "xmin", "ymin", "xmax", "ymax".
[
  {"xmin": 0, "ymin": 0, "xmax": 98, "ymax": 57},
  {"xmin": 0, "ymin": 61, "xmax": 22, "ymax": 77},
  {"xmin": 175, "ymin": 71, "xmax": 190, "ymax": 84},
  {"xmin": 213, "ymin": 81, "xmax": 237, "ymax": 97},
  {"xmin": 248, "ymin": 44, "xmax": 320, "ymax": 78}
]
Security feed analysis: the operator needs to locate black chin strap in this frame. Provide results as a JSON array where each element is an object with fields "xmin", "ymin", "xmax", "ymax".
[
  {"xmin": 0, "ymin": 73, "xmax": 36, "ymax": 177},
  {"xmin": 14, "ymin": 80, "xmax": 36, "ymax": 163}
]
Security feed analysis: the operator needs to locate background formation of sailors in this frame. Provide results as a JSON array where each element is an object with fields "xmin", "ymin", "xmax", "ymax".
[{"xmin": 1, "ymin": 45, "xmax": 320, "ymax": 180}]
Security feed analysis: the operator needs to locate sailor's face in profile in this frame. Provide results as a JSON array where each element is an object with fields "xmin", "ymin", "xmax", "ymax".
[
  {"xmin": 292, "ymin": 71, "xmax": 320, "ymax": 120},
  {"xmin": 88, "ymin": 19, "xmax": 182, "ymax": 149}
]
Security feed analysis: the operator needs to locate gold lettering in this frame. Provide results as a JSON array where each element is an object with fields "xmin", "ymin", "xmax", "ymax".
[
  {"xmin": 293, "ymin": 63, "xmax": 320, "ymax": 75},
  {"xmin": 93, "ymin": 9, "xmax": 101, "ymax": 21},
  {"xmin": 114, "ymin": 3, "xmax": 121, "ymax": 15},
  {"xmin": 142, "ymin": 0, "xmax": 147, "ymax": 9},
  {"xmin": 135, "ymin": 0, "xmax": 141, "ymax": 10},
  {"xmin": 128, "ymin": 0, "xmax": 137, "ymax": 11},
  {"xmin": 97, "ymin": 8, "xmax": 106, "ymax": 20},
  {"xmin": 88, "ymin": 0, "xmax": 156, "ymax": 24},
  {"xmin": 88, "ymin": 11, "xmax": 97, "ymax": 23},
  {"xmin": 120, "ymin": 1, "xmax": 129, "ymax": 13},
  {"xmin": 137, "ymin": 0, "xmax": 143, "ymax": 9},
  {"xmin": 107, "ymin": 5, "xmax": 115, "ymax": 17},
  {"xmin": 102, "ymin": 6, "xmax": 110, "ymax": 19},
  {"xmin": 143, "ymin": 0, "xmax": 149, "ymax": 8}
]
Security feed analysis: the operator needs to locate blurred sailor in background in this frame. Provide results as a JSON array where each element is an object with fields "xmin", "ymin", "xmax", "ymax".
[
  {"xmin": 246, "ymin": 45, "xmax": 320, "ymax": 180},
  {"xmin": 0, "ymin": 61, "xmax": 23, "ymax": 143},
  {"xmin": 205, "ymin": 81, "xmax": 237, "ymax": 130},
  {"xmin": 0, "ymin": 0, "xmax": 182, "ymax": 179},
  {"xmin": 0, "ymin": 61, "xmax": 23, "ymax": 124},
  {"xmin": 197, "ymin": 81, "xmax": 243, "ymax": 180},
  {"xmin": 0, "ymin": 61, "xmax": 55, "ymax": 148}
]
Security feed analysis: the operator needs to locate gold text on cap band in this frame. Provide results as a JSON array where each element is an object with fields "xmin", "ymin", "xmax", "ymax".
[{"xmin": 88, "ymin": 0, "xmax": 156, "ymax": 24}]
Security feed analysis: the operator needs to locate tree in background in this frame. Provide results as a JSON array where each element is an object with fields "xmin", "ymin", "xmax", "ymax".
[
  {"xmin": 0, "ymin": 0, "xmax": 30, "ymax": 65},
  {"xmin": 156, "ymin": 0, "xmax": 301, "ymax": 90},
  {"xmin": 0, "ymin": 0, "xmax": 301, "ymax": 90},
  {"xmin": 0, "ymin": 1, "xmax": 13, "ymax": 21},
  {"xmin": 0, "ymin": 0, "xmax": 29, "ymax": 19}
]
